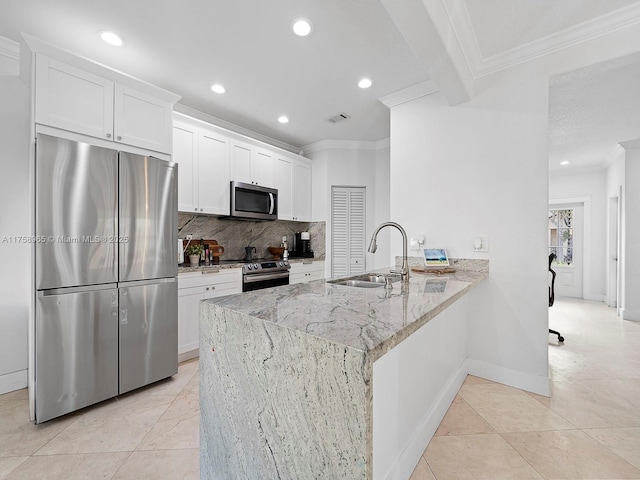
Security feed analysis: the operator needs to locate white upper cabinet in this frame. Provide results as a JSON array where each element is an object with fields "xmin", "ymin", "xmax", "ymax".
[
  {"xmin": 172, "ymin": 121, "xmax": 198, "ymax": 212},
  {"xmin": 231, "ymin": 142, "xmax": 252, "ymax": 184},
  {"xmin": 230, "ymin": 143, "xmax": 275, "ymax": 187},
  {"xmin": 294, "ymin": 158, "xmax": 312, "ymax": 221},
  {"xmin": 113, "ymin": 84, "xmax": 173, "ymax": 153},
  {"xmin": 173, "ymin": 113, "xmax": 311, "ymax": 218},
  {"xmin": 253, "ymin": 149, "xmax": 275, "ymax": 186},
  {"xmin": 274, "ymin": 156, "xmax": 294, "ymax": 220},
  {"xmin": 35, "ymin": 57, "xmax": 114, "ymax": 140},
  {"xmin": 29, "ymin": 42, "xmax": 179, "ymax": 154},
  {"xmin": 173, "ymin": 116, "xmax": 230, "ymax": 215},
  {"xmin": 198, "ymin": 128, "xmax": 230, "ymax": 215},
  {"xmin": 275, "ymin": 155, "xmax": 312, "ymax": 222}
]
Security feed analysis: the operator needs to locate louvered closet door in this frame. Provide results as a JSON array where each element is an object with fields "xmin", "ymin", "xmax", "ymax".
[{"xmin": 331, "ymin": 186, "xmax": 366, "ymax": 278}]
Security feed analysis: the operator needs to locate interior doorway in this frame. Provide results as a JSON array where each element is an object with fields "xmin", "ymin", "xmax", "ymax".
[{"xmin": 548, "ymin": 203, "xmax": 584, "ymax": 299}]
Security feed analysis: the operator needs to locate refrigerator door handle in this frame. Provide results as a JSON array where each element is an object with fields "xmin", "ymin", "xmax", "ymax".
[{"xmin": 38, "ymin": 283, "xmax": 118, "ymax": 296}]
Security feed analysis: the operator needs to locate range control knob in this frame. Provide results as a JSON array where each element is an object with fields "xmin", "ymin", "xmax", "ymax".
[
  {"xmin": 279, "ymin": 261, "xmax": 283, "ymax": 267},
  {"xmin": 253, "ymin": 263, "xmax": 259, "ymax": 269},
  {"xmin": 247, "ymin": 264, "xmax": 253, "ymax": 270},
  {"xmin": 284, "ymin": 261, "xmax": 288, "ymax": 266}
]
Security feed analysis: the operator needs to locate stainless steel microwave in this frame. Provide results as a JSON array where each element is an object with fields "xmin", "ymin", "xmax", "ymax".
[{"xmin": 230, "ymin": 181, "xmax": 278, "ymax": 221}]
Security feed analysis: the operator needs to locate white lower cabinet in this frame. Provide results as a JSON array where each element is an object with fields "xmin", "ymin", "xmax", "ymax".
[
  {"xmin": 178, "ymin": 269, "xmax": 241, "ymax": 360},
  {"xmin": 289, "ymin": 261, "xmax": 325, "ymax": 285}
]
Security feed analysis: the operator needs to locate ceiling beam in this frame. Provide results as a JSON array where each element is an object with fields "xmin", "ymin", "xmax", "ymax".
[{"xmin": 379, "ymin": 0, "xmax": 473, "ymax": 105}]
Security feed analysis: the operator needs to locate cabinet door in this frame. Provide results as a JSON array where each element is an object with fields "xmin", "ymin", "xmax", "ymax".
[
  {"xmin": 294, "ymin": 159, "xmax": 312, "ymax": 221},
  {"xmin": 114, "ymin": 84, "xmax": 173, "ymax": 153},
  {"xmin": 178, "ymin": 286, "xmax": 206, "ymax": 356},
  {"xmin": 173, "ymin": 123, "xmax": 199, "ymax": 213},
  {"xmin": 231, "ymin": 142, "xmax": 252, "ymax": 183},
  {"xmin": 35, "ymin": 56, "xmax": 114, "ymax": 140},
  {"xmin": 198, "ymin": 129, "xmax": 231, "ymax": 215},
  {"xmin": 274, "ymin": 156, "xmax": 294, "ymax": 220},
  {"xmin": 253, "ymin": 149, "xmax": 274, "ymax": 187}
]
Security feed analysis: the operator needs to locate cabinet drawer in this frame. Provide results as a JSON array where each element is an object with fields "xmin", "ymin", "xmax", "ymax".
[{"xmin": 178, "ymin": 269, "xmax": 242, "ymax": 289}]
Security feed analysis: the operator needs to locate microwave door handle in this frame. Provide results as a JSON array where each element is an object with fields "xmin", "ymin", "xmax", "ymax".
[{"xmin": 268, "ymin": 193, "xmax": 274, "ymax": 215}]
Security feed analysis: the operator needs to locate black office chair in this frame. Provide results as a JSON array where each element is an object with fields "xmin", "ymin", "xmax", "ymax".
[{"xmin": 548, "ymin": 252, "xmax": 565, "ymax": 343}]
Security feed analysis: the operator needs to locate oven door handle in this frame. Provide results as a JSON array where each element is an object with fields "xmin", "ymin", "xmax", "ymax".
[
  {"xmin": 268, "ymin": 193, "xmax": 275, "ymax": 215},
  {"xmin": 243, "ymin": 271, "xmax": 289, "ymax": 283}
]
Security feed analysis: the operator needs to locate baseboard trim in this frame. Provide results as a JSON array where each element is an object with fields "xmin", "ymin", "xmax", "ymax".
[
  {"xmin": 383, "ymin": 362, "xmax": 467, "ymax": 480},
  {"xmin": 621, "ymin": 309, "xmax": 640, "ymax": 322},
  {"xmin": 178, "ymin": 349, "xmax": 199, "ymax": 364},
  {"xmin": 0, "ymin": 369, "xmax": 27, "ymax": 395},
  {"xmin": 466, "ymin": 358, "xmax": 550, "ymax": 396}
]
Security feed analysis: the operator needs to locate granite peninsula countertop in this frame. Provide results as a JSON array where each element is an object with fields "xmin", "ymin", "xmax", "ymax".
[{"xmin": 206, "ymin": 263, "xmax": 488, "ymax": 362}]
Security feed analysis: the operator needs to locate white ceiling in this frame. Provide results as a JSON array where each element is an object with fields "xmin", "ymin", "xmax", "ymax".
[
  {"xmin": 0, "ymin": 0, "xmax": 428, "ymax": 149},
  {"xmin": 549, "ymin": 52, "xmax": 640, "ymax": 172},
  {"xmin": 2, "ymin": 0, "xmax": 640, "ymax": 167}
]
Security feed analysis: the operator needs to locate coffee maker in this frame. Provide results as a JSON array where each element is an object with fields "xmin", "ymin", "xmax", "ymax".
[{"xmin": 291, "ymin": 231, "xmax": 314, "ymax": 258}]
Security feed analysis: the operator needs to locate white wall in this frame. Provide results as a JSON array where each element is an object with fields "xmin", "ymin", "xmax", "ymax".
[
  {"xmin": 307, "ymin": 142, "xmax": 391, "ymax": 277},
  {"xmin": 621, "ymin": 146, "xmax": 640, "ymax": 320},
  {"xmin": 549, "ymin": 169, "xmax": 607, "ymax": 301},
  {"xmin": 388, "ymin": 70, "xmax": 550, "ymax": 394},
  {"xmin": 0, "ymin": 62, "xmax": 30, "ymax": 393}
]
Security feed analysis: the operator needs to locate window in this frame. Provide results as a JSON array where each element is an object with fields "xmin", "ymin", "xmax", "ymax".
[{"xmin": 549, "ymin": 208, "xmax": 573, "ymax": 266}]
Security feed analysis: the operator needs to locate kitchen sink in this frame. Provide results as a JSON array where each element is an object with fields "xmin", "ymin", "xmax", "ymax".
[{"xmin": 328, "ymin": 274, "xmax": 401, "ymax": 288}]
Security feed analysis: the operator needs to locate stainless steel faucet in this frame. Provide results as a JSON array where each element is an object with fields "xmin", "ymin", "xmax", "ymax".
[{"xmin": 368, "ymin": 221, "xmax": 410, "ymax": 283}]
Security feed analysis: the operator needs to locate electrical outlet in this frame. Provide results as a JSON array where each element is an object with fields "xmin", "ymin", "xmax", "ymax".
[
  {"xmin": 472, "ymin": 236, "xmax": 489, "ymax": 252},
  {"xmin": 185, "ymin": 234, "xmax": 193, "ymax": 240}
]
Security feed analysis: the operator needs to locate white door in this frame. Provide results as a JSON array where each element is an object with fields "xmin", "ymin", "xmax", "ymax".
[
  {"xmin": 331, "ymin": 186, "xmax": 366, "ymax": 278},
  {"xmin": 549, "ymin": 204, "xmax": 583, "ymax": 298}
]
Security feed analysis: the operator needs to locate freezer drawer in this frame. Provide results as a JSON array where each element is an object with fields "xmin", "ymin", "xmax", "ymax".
[
  {"xmin": 119, "ymin": 279, "xmax": 178, "ymax": 394},
  {"xmin": 35, "ymin": 134, "xmax": 118, "ymax": 290},
  {"xmin": 119, "ymin": 152, "xmax": 177, "ymax": 282},
  {"xmin": 35, "ymin": 286, "xmax": 119, "ymax": 423}
]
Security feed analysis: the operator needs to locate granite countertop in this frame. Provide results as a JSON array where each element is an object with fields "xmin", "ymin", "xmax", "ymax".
[
  {"xmin": 177, "ymin": 257, "xmax": 319, "ymax": 274},
  {"xmin": 206, "ymin": 264, "xmax": 488, "ymax": 361}
]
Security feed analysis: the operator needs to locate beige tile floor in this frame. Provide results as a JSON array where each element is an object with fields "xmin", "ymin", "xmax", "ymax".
[
  {"xmin": 411, "ymin": 298, "xmax": 640, "ymax": 480},
  {"xmin": 1, "ymin": 298, "xmax": 639, "ymax": 479}
]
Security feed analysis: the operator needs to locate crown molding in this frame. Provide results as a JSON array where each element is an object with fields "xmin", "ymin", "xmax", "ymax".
[
  {"xmin": 444, "ymin": 0, "xmax": 640, "ymax": 78},
  {"xmin": 301, "ymin": 138, "xmax": 390, "ymax": 155},
  {"xmin": 549, "ymin": 163, "xmax": 606, "ymax": 177},
  {"xmin": 379, "ymin": 80, "xmax": 440, "ymax": 108},
  {"xmin": 620, "ymin": 136, "xmax": 640, "ymax": 150},
  {"xmin": 601, "ymin": 144, "xmax": 626, "ymax": 170},
  {"xmin": 0, "ymin": 36, "xmax": 20, "ymax": 61},
  {"xmin": 174, "ymin": 104, "xmax": 301, "ymax": 155}
]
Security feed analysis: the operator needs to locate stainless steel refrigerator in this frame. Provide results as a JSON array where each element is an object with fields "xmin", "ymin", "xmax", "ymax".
[{"xmin": 34, "ymin": 133, "xmax": 178, "ymax": 423}]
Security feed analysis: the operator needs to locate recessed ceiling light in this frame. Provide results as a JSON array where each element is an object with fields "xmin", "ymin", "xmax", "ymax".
[
  {"xmin": 100, "ymin": 31, "xmax": 124, "ymax": 47},
  {"xmin": 292, "ymin": 18, "xmax": 313, "ymax": 37},
  {"xmin": 358, "ymin": 78, "xmax": 373, "ymax": 89},
  {"xmin": 278, "ymin": 116, "xmax": 289, "ymax": 124},
  {"xmin": 560, "ymin": 161, "xmax": 570, "ymax": 166},
  {"xmin": 210, "ymin": 84, "xmax": 226, "ymax": 94}
]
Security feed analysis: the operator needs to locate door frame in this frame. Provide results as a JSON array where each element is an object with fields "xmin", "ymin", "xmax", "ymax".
[{"xmin": 549, "ymin": 196, "xmax": 591, "ymax": 300}]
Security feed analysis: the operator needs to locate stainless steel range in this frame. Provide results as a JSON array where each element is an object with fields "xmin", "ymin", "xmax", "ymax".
[{"xmin": 242, "ymin": 260, "xmax": 290, "ymax": 292}]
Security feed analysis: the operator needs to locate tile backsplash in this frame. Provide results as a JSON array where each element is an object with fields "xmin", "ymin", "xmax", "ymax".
[{"xmin": 178, "ymin": 213, "xmax": 325, "ymax": 261}]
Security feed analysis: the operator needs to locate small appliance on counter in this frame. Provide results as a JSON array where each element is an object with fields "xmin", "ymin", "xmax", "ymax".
[
  {"xmin": 289, "ymin": 231, "xmax": 314, "ymax": 258},
  {"xmin": 244, "ymin": 245, "xmax": 257, "ymax": 262}
]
